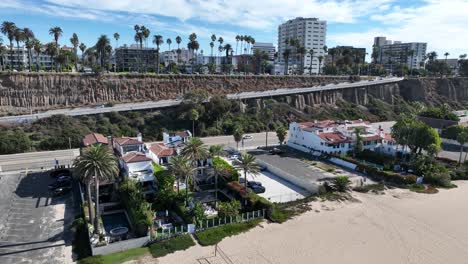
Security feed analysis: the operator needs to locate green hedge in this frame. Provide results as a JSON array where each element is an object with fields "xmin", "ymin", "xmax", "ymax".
[
  {"xmin": 355, "ymin": 164, "xmax": 417, "ymax": 185},
  {"xmin": 148, "ymin": 235, "xmax": 195, "ymax": 257},
  {"xmin": 119, "ymin": 180, "xmax": 153, "ymax": 237},
  {"xmin": 212, "ymin": 157, "xmax": 239, "ymax": 182},
  {"xmin": 195, "ymin": 219, "xmax": 262, "ymax": 246}
]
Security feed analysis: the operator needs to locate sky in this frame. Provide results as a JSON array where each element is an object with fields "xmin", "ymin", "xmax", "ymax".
[{"xmin": 0, "ymin": 0, "xmax": 467, "ymax": 61}]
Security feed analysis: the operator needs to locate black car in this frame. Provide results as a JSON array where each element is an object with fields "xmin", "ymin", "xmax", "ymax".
[
  {"xmin": 247, "ymin": 181, "xmax": 262, "ymax": 188},
  {"xmin": 48, "ymin": 179, "xmax": 71, "ymax": 190},
  {"xmin": 50, "ymin": 169, "xmax": 71, "ymax": 178},
  {"xmin": 250, "ymin": 185, "xmax": 266, "ymax": 194},
  {"xmin": 57, "ymin": 175, "xmax": 72, "ymax": 182},
  {"xmin": 52, "ymin": 186, "xmax": 72, "ymax": 196},
  {"xmin": 269, "ymin": 148, "xmax": 284, "ymax": 155}
]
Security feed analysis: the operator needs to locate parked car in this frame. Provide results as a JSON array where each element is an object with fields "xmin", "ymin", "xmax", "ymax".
[
  {"xmin": 247, "ymin": 181, "xmax": 262, "ymax": 188},
  {"xmin": 259, "ymin": 165, "xmax": 267, "ymax": 171},
  {"xmin": 269, "ymin": 148, "xmax": 284, "ymax": 155},
  {"xmin": 52, "ymin": 186, "xmax": 72, "ymax": 196},
  {"xmin": 242, "ymin": 135, "xmax": 253, "ymax": 140},
  {"xmin": 250, "ymin": 185, "xmax": 266, "ymax": 194},
  {"xmin": 229, "ymin": 154, "xmax": 239, "ymax": 160},
  {"xmin": 57, "ymin": 175, "xmax": 72, "ymax": 182},
  {"xmin": 48, "ymin": 179, "xmax": 71, "ymax": 190},
  {"xmin": 50, "ymin": 169, "xmax": 71, "ymax": 178}
]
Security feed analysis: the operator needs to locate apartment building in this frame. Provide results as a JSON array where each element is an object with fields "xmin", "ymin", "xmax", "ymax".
[
  {"xmin": 373, "ymin": 36, "xmax": 427, "ymax": 72},
  {"xmin": 277, "ymin": 17, "xmax": 327, "ymax": 74}
]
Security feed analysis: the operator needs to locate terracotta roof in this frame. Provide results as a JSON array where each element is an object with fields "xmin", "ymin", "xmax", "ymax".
[
  {"xmin": 175, "ymin": 131, "xmax": 190, "ymax": 137},
  {"xmin": 114, "ymin": 137, "xmax": 142, "ymax": 146},
  {"xmin": 149, "ymin": 143, "xmax": 176, "ymax": 157},
  {"xmin": 318, "ymin": 132, "xmax": 352, "ymax": 144},
  {"xmin": 362, "ymin": 135, "xmax": 383, "ymax": 142},
  {"xmin": 122, "ymin": 152, "xmax": 152, "ymax": 163},
  {"xmin": 384, "ymin": 133, "xmax": 395, "ymax": 142},
  {"xmin": 299, "ymin": 120, "xmax": 336, "ymax": 129},
  {"xmin": 83, "ymin": 133, "xmax": 108, "ymax": 146}
]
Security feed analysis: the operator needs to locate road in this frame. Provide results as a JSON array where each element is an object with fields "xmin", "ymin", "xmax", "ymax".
[
  {"xmin": 0, "ymin": 132, "xmax": 279, "ymax": 173},
  {"xmin": 0, "ymin": 77, "xmax": 402, "ymax": 124}
]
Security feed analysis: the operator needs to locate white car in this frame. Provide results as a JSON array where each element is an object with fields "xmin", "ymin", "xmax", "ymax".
[
  {"xmin": 242, "ymin": 135, "xmax": 253, "ymax": 140},
  {"xmin": 229, "ymin": 154, "xmax": 239, "ymax": 160}
]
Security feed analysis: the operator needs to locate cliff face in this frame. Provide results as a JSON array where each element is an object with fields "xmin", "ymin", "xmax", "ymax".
[
  {"xmin": 0, "ymin": 73, "xmax": 349, "ymax": 112},
  {"xmin": 399, "ymin": 78, "xmax": 468, "ymax": 107}
]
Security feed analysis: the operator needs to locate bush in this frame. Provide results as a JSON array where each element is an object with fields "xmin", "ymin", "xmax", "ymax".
[
  {"xmin": 331, "ymin": 176, "xmax": 351, "ymax": 192},
  {"xmin": 77, "ymin": 255, "xmax": 104, "ymax": 264},
  {"xmin": 355, "ymin": 149, "xmax": 395, "ymax": 166},
  {"xmin": 72, "ymin": 216, "xmax": 91, "ymax": 260},
  {"xmin": 148, "ymin": 235, "xmax": 195, "ymax": 257},
  {"xmin": 353, "ymin": 183, "xmax": 385, "ymax": 193},
  {"xmin": 424, "ymin": 172, "xmax": 452, "ymax": 188},
  {"xmin": 218, "ymin": 199, "xmax": 241, "ymax": 218},
  {"xmin": 119, "ymin": 180, "xmax": 153, "ymax": 237},
  {"xmin": 195, "ymin": 219, "xmax": 262, "ymax": 246},
  {"xmin": 356, "ymin": 164, "xmax": 417, "ymax": 185},
  {"xmin": 269, "ymin": 204, "xmax": 290, "ymax": 223},
  {"xmin": 212, "ymin": 157, "xmax": 239, "ymax": 182},
  {"xmin": 226, "ymin": 181, "xmax": 248, "ymax": 198}
]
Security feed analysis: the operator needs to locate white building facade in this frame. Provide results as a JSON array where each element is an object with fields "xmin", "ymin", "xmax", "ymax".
[
  {"xmin": 1, "ymin": 45, "xmax": 54, "ymax": 70},
  {"xmin": 251, "ymin": 42, "xmax": 276, "ymax": 61},
  {"xmin": 373, "ymin": 36, "xmax": 427, "ymax": 72},
  {"xmin": 277, "ymin": 17, "xmax": 327, "ymax": 75}
]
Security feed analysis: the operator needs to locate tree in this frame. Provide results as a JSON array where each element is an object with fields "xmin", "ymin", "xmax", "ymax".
[
  {"xmin": 308, "ymin": 48, "xmax": 314, "ymax": 75},
  {"xmin": 113, "ymin": 32, "xmax": 120, "ymax": 48},
  {"xmin": 79, "ymin": 43, "xmax": 86, "ymax": 69},
  {"xmin": 169, "ymin": 155, "xmax": 195, "ymax": 205},
  {"xmin": 23, "ymin": 28, "xmax": 34, "ymax": 71},
  {"xmin": 175, "ymin": 36, "xmax": 182, "ymax": 63},
  {"xmin": 233, "ymin": 154, "xmax": 260, "ymax": 205},
  {"xmin": 70, "ymin": 33, "xmax": 79, "ymax": 72},
  {"xmin": 181, "ymin": 137, "xmax": 209, "ymax": 191},
  {"xmin": 233, "ymin": 127, "xmax": 244, "ymax": 150},
  {"xmin": 188, "ymin": 109, "xmax": 199, "ymax": 137},
  {"xmin": 73, "ymin": 145, "xmax": 118, "ymax": 234},
  {"xmin": 13, "ymin": 27, "xmax": 24, "ymax": 70},
  {"xmin": 353, "ymin": 127, "xmax": 364, "ymax": 156},
  {"xmin": 96, "ymin": 35, "xmax": 110, "ymax": 69},
  {"xmin": 317, "ymin": 55, "xmax": 324, "ymax": 75},
  {"xmin": 331, "ymin": 176, "xmax": 351, "ymax": 192},
  {"xmin": 235, "ymin": 35, "xmax": 240, "ymax": 56},
  {"xmin": 444, "ymin": 52, "xmax": 450, "ymax": 62},
  {"xmin": 209, "ymin": 144, "xmax": 224, "ymax": 157},
  {"xmin": 457, "ymin": 129, "xmax": 468, "ymax": 164},
  {"xmin": 1, "ymin": 21, "xmax": 16, "ymax": 70},
  {"xmin": 153, "ymin": 35, "xmax": 164, "ymax": 74},
  {"xmin": 276, "ymin": 126, "xmax": 287, "ymax": 146},
  {"xmin": 0, "ymin": 38, "xmax": 6, "ymax": 71},
  {"xmin": 45, "ymin": 42, "xmax": 58, "ymax": 71}
]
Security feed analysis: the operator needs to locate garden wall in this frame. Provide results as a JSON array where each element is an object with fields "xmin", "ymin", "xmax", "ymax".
[{"xmin": 91, "ymin": 236, "xmax": 149, "ymax": 256}]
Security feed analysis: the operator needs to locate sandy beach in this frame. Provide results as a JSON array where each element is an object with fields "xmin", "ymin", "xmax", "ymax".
[{"xmin": 157, "ymin": 181, "xmax": 468, "ymax": 264}]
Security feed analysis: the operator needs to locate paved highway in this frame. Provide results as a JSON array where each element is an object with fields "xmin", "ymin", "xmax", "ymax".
[
  {"xmin": 0, "ymin": 77, "xmax": 402, "ymax": 123},
  {"xmin": 0, "ymin": 132, "xmax": 280, "ymax": 172}
]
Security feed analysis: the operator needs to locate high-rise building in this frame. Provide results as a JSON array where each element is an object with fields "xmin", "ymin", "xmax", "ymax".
[
  {"xmin": 1, "ymin": 45, "xmax": 54, "ymax": 70},
  {"xmin": 277, "ymin": 17, "xmax": 327, "ymax": 74},
  {"xmin": 373, "ymin": 36, "xmax": 427, "ymax": 72},
  {"xmin": 115, "ymin": 44, "xmax": 157, "ymax": 72},
  {"xmin": 251, "ymin": 42, "xmax": 275, "ymax": 61}
]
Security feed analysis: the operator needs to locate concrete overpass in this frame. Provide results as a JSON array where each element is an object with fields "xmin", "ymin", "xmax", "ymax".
[{"xmin": 0, "ymin": 77, "xmax": 403, "ymax": 123}]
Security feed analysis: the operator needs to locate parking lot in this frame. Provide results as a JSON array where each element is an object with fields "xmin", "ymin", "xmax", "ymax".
[{"xmin": 0, "ymin": 170, "xmax": 75, "ymax": 264}]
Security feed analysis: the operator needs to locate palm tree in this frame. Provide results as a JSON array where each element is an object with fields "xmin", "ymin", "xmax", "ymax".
[
  {"xmin": 182, "ymin": 138, "xmax": 209, "ymax": 191},
  {"xmin": 317, "ymin": 55, "xmax": 324, "ymax": 75},
  {"xmin": 169, "ymin": 155, "xmax": 191, "ymax": 194},
  {"xmin": 233, "ymin": 154, "xmax": 260, "ymax": 205},
  {"xmin": 1, "ymin": 21, "xmax": 16, "ymax": 70},
  {"xmin": 49, "ymin": 26, "xmax": 63, "ymax": 47},
  {"xmin": 353, "ymin": 127, "xmax": 364, "ymax": 156},
  {"xmin": 153, "ymin": 35, "xmax": 164, "ymax": 74},
  {"xmin": 444, "ymin": 52, "xmax": 450, "ymax": 62},
  {"xmin": 13, "ymin": 28, "xmax": 24, "ymax": 70},
  {"xmin": 217, "ymin": 37, "xmax": 224, "ymax": 66},
  {"xmin": 96, "ymin": 35, "xmax": 110, "ymax": 69},
  {"xmin": 329, "ymin": 48, "xmax": 337, "ymax": 66},
  {"xmin": 23, "ymin": 28, "xmax": 34, "ymax": 71},
  {"xmin": 188, "ymin": 108, "xmax": 199, "ymax": 136},
  {"xmin": 209, "ymin": 41, "xmax": 215, "ymax": 68},
  {"xmin": 224, "ymin": 44, "xmax": 232, "ymax": 73},
  {"xmin": 209, "ymin": 144, "xmax": 224, "ymax": 157},
  {"xmin": 250, "ymin": 38, "xmax": 255, "ymax": 55},
  {"xmin": 308, "ymin": 48, "xmax": 314, "ymax": 75},
  {"xmin": 240, "ymin": 35, "xmax": 245, "ymax": 55},
  {"xmin": 233, "ymin": 128, "xmax": 244, "ymax": 150},
  {"xmin": 297, "ymin": 45, "xmax": 306, "ymax": 74},
  {"xmin": 79, "ymin": 43, "xmax": 86, "ymax": 69},
  {"xmin": 113, "ymin": 32, "xmax": 120, "ymax": 48},
  {"xmin": 32, "ymin": 39, "xmax": 41, "ymax": 71},
  {"xmin": 175, "ymin": 36, "xmax": 182, "ymax": 63},
  {"xmin": 70, "ymin": 33, "xmax": 79, "ymax": 72},
  {"xmin": 0, "ymin": 37, "xmax": 5, "ymax": 71},
  {"xmin": 235, "ymin": 35, "xmax": 240, "ymax": 56},
  {"xmin": 166, "ymin": 38, "xmax": 172, "ymax": 51},
  {"xmin": 74, "ymin": 145, "xmax": 118, "ymax": 234}
]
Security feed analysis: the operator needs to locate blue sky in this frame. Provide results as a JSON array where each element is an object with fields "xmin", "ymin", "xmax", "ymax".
[{"xmin": 1, "ymin": 0, "xmax": 467, "ymax": 61}]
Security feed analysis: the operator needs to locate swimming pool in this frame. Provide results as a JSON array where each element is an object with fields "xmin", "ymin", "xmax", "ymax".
[{"xmin": 101, "ymin": 212, "xmax": 131, "ymax": 234}]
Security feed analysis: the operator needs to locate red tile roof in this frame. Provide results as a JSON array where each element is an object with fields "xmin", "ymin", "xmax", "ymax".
[
  {"xmin": 299, "ymin": 120, "xmax": 336, "ymax": 129},
  {"xmin": 175, "ymin": 131, "xmax": 190, "ymax": 138},
  {"xmin": 384, "ymin": 133, "xmax": 395, "ymax": 142},
  {"xmin": 318, "ymin": 132, "xmax": 352, "ymax": 144},
  {"xmin": 114, "ymin": 137, "xmax": 142, "ymax": 146},
  {"xmin": 149, "ymin": 143, "xmax": 176, "ymax": 157},
  {"xmin": 362, "ymin": 135, "xmax": 383, "ymax": 142},
  {"xmin": 122, "ymin": 152, "xmax": 152, "ymax": 163},
  {"xmin": 82, "ymin": 133, "xmax": 108, "ymax": 147}
]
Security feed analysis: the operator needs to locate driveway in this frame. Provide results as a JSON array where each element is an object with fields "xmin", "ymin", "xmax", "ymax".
[{"xmin": 0, "ymin": 170, "xmax": 75, "ymax": 264}]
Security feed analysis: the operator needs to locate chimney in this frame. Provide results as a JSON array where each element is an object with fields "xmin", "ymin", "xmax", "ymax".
[
  {"xmin": 137, "ymin": 132, "xmax": 143, "ymax": 143},
  {"xmin": 107, "ymin": 136, "xmax": 113, "ymax": 151}
]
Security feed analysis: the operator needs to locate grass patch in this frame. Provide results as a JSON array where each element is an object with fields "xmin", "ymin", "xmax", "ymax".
[
  {"xmin": 195, "ymin": 219, "xmax": 262, "ymax": 246},
  {"xmin": 353, "ymin": 184, "xmax": 385, "ymax": 193},
  {"xmin": 78, "ymin": 247, "xmax": 150, "ymax": 264},
  {"xmin": 318, "ymin": 192, "xmax": 352, "ymax": 201},
  {"xmin": 409, "ymin": 184, "xmax": 439, "ymax": 194},
  {"xmin": 148, "ymin": 235, "xmax": 195, "ymax": 257}
]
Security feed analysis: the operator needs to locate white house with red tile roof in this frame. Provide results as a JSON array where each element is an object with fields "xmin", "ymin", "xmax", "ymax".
[
  {"xmin": 148, "ymin": 143, "xmax": 178, "ymax": 165},
  {"xmin": 288, "ymin": 119, "xmax": 403, "ymax": 156},
  {"xmin": 82, "ymin": 133, "xmax": 108, "ymax": 147},
  {"xmin": 163, "ymin": 130, "xmax": 192, "ymax": 145}
]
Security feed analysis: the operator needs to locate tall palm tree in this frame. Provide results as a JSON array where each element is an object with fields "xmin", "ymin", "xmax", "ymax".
[
  {"xmin": 240, "ymin": 35, "xmax": 245, "ymax": 55},
  {"xmin": 96, "ymin": 35, "xmax": 110, "ymax": 69},
  {"xmin": 317, "ymin": 55, "xmax": 324, "ymax": 75},
  {"xmin": 444, "ymin": 52, "xmax": 450, "ymax": 62},
  {"xmin": 250, "ymin": 37, "xmax": 255, "ymax": 55},
  {"xmin": 233, "ymin": 154, "xmax": 260, "ymax": 205},
  {"xmin": 217, "ymin": 37, "xmax": 224, "ymax": 66},
  {"xmin": 233, "ymin": 128, "xmax": 244, "ymax": 150},
  {"xmin": 32, "ymin": 39, "xmax": 41, "ymax": 71},
  {"xmin": 224, "ymin": 44, "xmax": 232, "ymax": 73},
  {"xmin": 74, "ymin": 144, "xmax": 118, "ymax": 234},
  {"xmin": 23, "ymin": 28, "xmax": 34, "ymax": 71},
  {"xmin": 169, "ymin": 155, "xmax": 191, "ymax": 194},
  {"xmin": 1, "ymin": 21, "xmax": 16, "ymax": 70},
  {"xmin": 308, "ymin": 48, "xmax": 314, "ymax": 75},
  {"xmin": 457, "ymin": 130, "xmax": 468, "ymax": 164},
  {"xmin": 181, "ymin": 138, "xmax": 209, "ymax": 191},
  {"xmin": 153, "ymin": 35, "xmax": 163, "ymax": 74},
  {"xmin": 297, "ymin": 45, "xmax": 306, "ymax": 75},
  {"xmin": 13, "ymin": 28, "xmax": 24, "ymax": 70},
  {"xmin": 49, "ymin": 26, "xmax": 63, "ymax": 47},
  {"xmin": 70, "ymin": 33, "xmax": 79, "ymax": 72},
  {"xmin": 113, "ymin": 32, "xmax": 120, "ymax": 48},
  {"xmin": 209, "ymin": 144, "xmax": 224, "ymax": 157},
  {"xmin": 353, "ymin": 127, "xmax": 364, "ymax": 156},
  {"xmin": 79, "ymin": 43, "xmax": 86, "ymax": 69},
  {"xmin": 175, "ymin": 35, "xmax": 182, "ymax": 63},
  {"xmin": 0, "ymin": 37, "xmax": 5, "ymax": 71},
  {"xmin": 235, "ymin": 35, "xmax": 240, "ymax": 56}
]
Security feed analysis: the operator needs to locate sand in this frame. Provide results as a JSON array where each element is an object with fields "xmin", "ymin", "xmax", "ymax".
[{"xmin": 156, "ymin": 181, "xmax": 468, "ymax": 264}]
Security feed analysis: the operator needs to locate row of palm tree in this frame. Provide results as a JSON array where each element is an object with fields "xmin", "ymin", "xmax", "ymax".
[{"xmin": 282, "ymin": 38, "xmax": 326, "ymax": 75}]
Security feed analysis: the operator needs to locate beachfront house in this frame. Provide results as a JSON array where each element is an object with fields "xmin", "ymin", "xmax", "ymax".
[
  {"xmin": 287, "ymin": 119, "xmax": 402, "ymax": 156},
  {"xmin": 148, "ymin": 142, "xmax": 177, "ymax": 165},
  {"xmin": 163, "ymin": 130, "xmax": 192, "ymax": 145}
]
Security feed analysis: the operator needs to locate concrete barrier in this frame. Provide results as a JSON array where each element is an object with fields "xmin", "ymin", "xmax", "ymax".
[
  {"xmin": 329, "ymin": 157, "xmax": 358, "ymax": 171},
  {"xmin": 92, "ymin": 236, "xmax": 149, "ymax": 256}
]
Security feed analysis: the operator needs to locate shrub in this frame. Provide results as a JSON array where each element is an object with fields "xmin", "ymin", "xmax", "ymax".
[
  {"xmin": 226, "ymin": 181, "xmax": 248, "ymax": 198},
  {"xmin": 424, "ymin": 172, "xmax": 452, "ymax": 188},
  {"xmin": 218, "ymin": 199, "xmax": 241, "ymax": 218},
  {"xmin": 77, "ymin": 255, "xmax": 104, "ymax": 264},
  {"xmin": 72, "ymin": 216, "xmax": 91, "ymax": 260},
  {"xmin": 195, "ymin": 219, "xmax": 262, "ymax": 246},
  {"xmin": 450, "ymin": 168, "xmax": 468, "ymax": 180},
  {"xmin": 356, "ymin": 149, "xmax": 395, "ymax": 166},
  {"xmin": 353, "ymin": 184, "xmax": 385, "ymax": 193},
  {"xmin": 269, "ymin": 204, "xmax": 290, "ymax": 223},
  {"xmin": 148, "ymin": 235, "xmax": 195, "ymax": 257},
  {"xmin": 119, "ymin": 179, "xmax": 153, "ymax": 237},
  {"xmin": 212, "ymin": 157, "xmax": 239, "ymax": 182}
]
